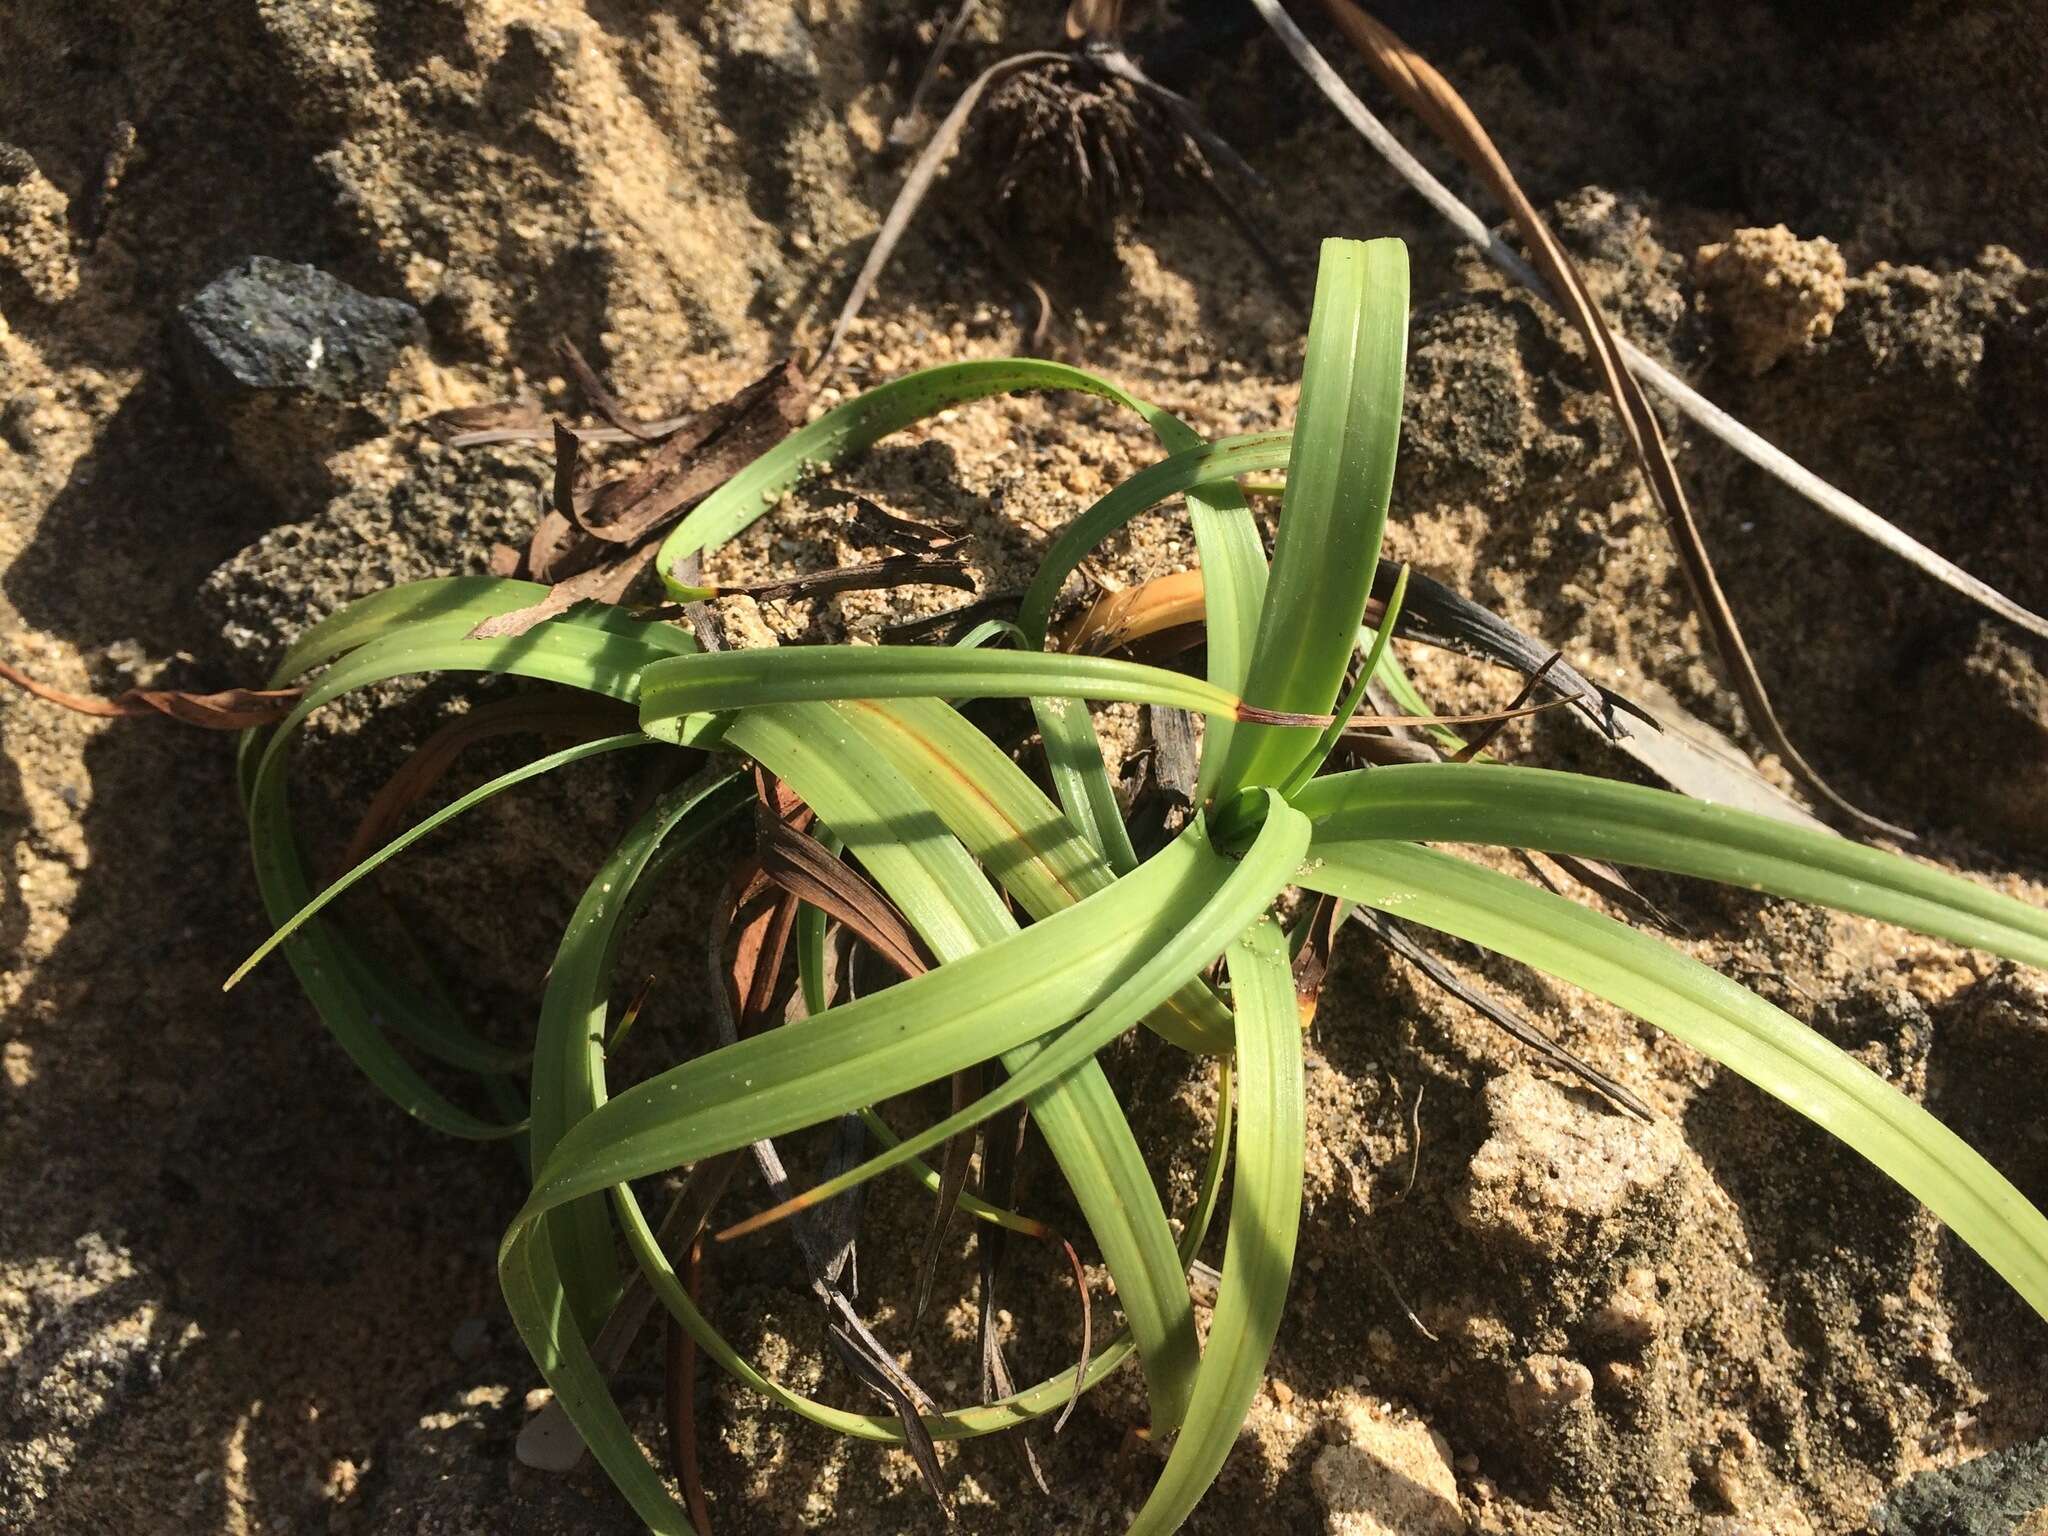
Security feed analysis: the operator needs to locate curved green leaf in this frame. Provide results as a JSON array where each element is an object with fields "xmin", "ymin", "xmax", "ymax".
[
  {"xmin": 637, "ymin": 645, "xmax": 1286, "ymax": 741},
  {"xmin": 227, "ymin": 733, "xmax": 655, "ymax": 990},
  {"xmin": 1131, "ymin": 915, "xmax": 1304, "ymax": 1534},
  {"xmin": 1213, "ymin": 237, "xmax": 1409, "ymax": 795},
  {"xmin": 501, "ymin": 771, "xmax": 753, "ymax": 1531},
  {"xmin": 1015, "ymin": 435, "xmax": 1293, "ymax": 648},
  {"xmin": 658, "ymin": 359, "xmax": 1252, "ymax": 596},
  {"xmin": 237, "ymin": 602, "xmax": 711, "ymax": 1133},
  {"xmin": 1295, "ymin": 764, "xmax": 2048, "ymax": 968},
  {"xmin": 1301, "ymin": 838, "xmax": 2048, "ymax": 1320}
]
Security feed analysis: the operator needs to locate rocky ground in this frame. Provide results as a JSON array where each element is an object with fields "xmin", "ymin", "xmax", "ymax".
[{"xmin": 4, "ymin": 2, "xmax": 2048, "ymax": 1533}]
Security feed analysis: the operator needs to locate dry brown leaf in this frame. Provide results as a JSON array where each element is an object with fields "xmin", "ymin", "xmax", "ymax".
[
  {"xmin": 576, "ymin": 362, "xmax": 808, "ymax": 546},
  {"xmin": 422, "ymin": 397, "xmax": 545, "ymax": 447},
  {"xmin": 1, "ymin": 659, "xmax": 301, "ymax": 729}
]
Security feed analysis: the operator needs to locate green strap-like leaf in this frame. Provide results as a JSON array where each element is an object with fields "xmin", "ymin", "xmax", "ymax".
[
  {"xmin": 707, "ymin": 794, "xmax": 1308, "ymax": 1223},
  {"xmin": 1301, "ymin": 838, "xmax": 2048, "ymax": 1320},
  {"xmin": 1355, "ymin": 619, "xmax": 1472, "ymax": 755},
  {"xmin": 1131, "ymin": 915, "xmax": 1305, "ymax": 1535},
  {"xmin": 263, "ymin": 575, "xmax": 582, "ymax": 684},
  {"xmin": 1294, "ymin": 764, "xmax": 2048, "ymax": 968},
  {"xmin": 1212, "ymin": 237, "xmax": 1409, "ymax": 795},
  {"xmin": 243, "ymin": 761, "xmax": 525, "ymax": 1137},
  {"xmin": 226, "ymin": 733, "xmax": 656, "ymax": 990},
  {"xmin": 835, "ymin": 696, "xmax": 1234, "ymax": 1054},
  {"xmin": 1171, "ymin": 435, "xmax": 1271, "ymax": 804},
  {"xmin": 637, "ymin": 645, "xmax": 1280, "ymax": 741},
  {"xmin": 1015, "ymin": 435, "xmax": 1293, "ymax": 649},
  {"xmin": 495, "ymin": 720, "xmax": 1245, "ymax": 1531},
  {"xmin": 1033, "ymin": 691, "xmax": 1144, "ymax": 874},
  {"xmin": 1281, "ymin": 562, "xmax": 1411, "ymax": 799}
]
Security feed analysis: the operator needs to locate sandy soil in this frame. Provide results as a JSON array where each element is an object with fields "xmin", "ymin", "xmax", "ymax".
[{"xmin": 4, "ymin": 2, "xmax": 2047, "ymax": 1533}]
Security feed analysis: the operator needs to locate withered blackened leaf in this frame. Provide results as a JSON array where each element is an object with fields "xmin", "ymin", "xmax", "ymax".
[
  {"xmin": 1149, "ymin": 705, "xmax": 1199, "ymax": 805},
  {"xmin": 1451, "ymin": 651, "xmax": 1563, "ymax": 762},
  {"xmin": 726, "ymin": 553, "xmax": 975, "ymax": 606},
  {"xmin": 672, "ymin": 552, "xmax": 727, "ymax": 653},
  {"xmin": 552, "ymin": 420, "xmax": 587, "ymax": 525},
  {"xmin": 913, "ymin": 1067, "xmax": 982, "ymax": 1329},
  {"xmin": 827, "ymin": 1323, "xmax": 954, "ymax": 1517},
  {"xmin": 1539, "ymin": 849, "xmax": 1680, "ymax": 934},
  {"xmin": 1371, "ymin": 563, "xmax": 1613, "ymax": 735},
  {"xmin": 880, "ymin": 592, "xmax": 1023, "ymax": 643},
  {"xmin": 1349, "ymin": 906, "xmax": 1652, "ymax": 1120},
  {"xmin": 823, "ymin": 490, "xmax": 967, "ymax": 555}
]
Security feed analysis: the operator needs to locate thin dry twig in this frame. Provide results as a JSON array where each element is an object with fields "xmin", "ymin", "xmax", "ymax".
[
  {"xmin": 1292, "ymin": 0, "xmax": 1903, "ymax": 836},
  {"xmin": 891, "ymin": 0, "xmax": 981, "ymax": 146},
  {"xmin": 661, "ymin": 1251, "xmax": 713, "ymax": 1536},
  {"xmin": 1254, "ymin": 0, "xmax": 2048, "ymax": 649},
  {"xmin": 823, "ymin": 50, "xmax": 1069, "ymax": 369}
]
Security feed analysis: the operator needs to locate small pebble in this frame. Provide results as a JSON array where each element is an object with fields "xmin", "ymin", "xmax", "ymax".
[{"xmin": 451, "ymin": 1317, "xmax": 490, "ymax": 1362}]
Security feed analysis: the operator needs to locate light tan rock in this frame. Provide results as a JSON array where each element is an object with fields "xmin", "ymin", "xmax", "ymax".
[
  {"xmin": 0, "ymin": 146, "xmax": 79, "ymax": 306},
  {"xmin": 1695, "ymin": 224, "xmax": 1848, "ymax": 374},
  {"xmin": 1454, "ymin": 1070, "xmax": 1686, "ymax": 1261},
  {"xmin": 1311, "ymin": 1394, "xmax": 1467, "ymax": 1536},
  {"xmin": 1505, "ymin": 1354, "xmax": 1594, "ymax": 1426}
]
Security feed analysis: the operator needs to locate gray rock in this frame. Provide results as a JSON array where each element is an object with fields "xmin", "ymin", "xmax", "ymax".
[
  {"xmin": 716, "ymin": 0, "xmax": 819, "ymax": 85},
  {"xmin": 1874, "ymin": 1439, "xmax": 2048, "ymax": 1535},
  {"xmin": 0, "ymin": 1233, "xmax": 200, "ymax": 1527},
  {"xmin": 175, "ymin": 256, "xmax": 423, "ymax": 405},
  {"xmin": 173, "ymin": 257, "xmax": 425, "ymax": 506},
  {"xmin": 450, "ymin": 1316, "xmax": 491, "ymax": 1362}
]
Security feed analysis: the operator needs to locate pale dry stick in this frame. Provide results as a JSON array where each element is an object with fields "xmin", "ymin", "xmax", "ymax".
[
  {"xmin": 1275, "ymin": 0, "xmax": 1902, "ymax": 835},
  {"xmin": 890, "ymin": 0, "xmax": 981, "ymax": 146},
  {"xmin": 1249, "ymin": 0, "xmax": 2048, "ymax": 646},
  {"xmin": 822, "ymin": 50, "xmax": 1068, "ymax": 370}
]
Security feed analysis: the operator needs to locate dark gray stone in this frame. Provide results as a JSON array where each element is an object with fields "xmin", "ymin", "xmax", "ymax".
[
  {"xmin": 174, "ymin": 256, "xmax": 423, "ymax": 406},
  {"xmin": 1874, "ymin": 1439, "xmax": 2048, "ymax": 1535},
  {"xmin": 172, "ymin": 257, "xmax": 425, "ymax": 509}
]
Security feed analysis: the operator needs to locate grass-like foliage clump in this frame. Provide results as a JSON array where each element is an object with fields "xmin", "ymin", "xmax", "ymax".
[{"xmin": 233, "ymin": 238, "xmax": 2048, "ymax": 1533}]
